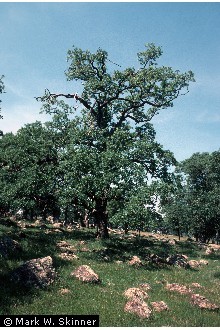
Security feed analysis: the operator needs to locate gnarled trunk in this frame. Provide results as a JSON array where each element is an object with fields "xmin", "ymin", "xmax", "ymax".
[{"xmin": 93, "ymin": 197, "xmax": 109, "ymax": 239}]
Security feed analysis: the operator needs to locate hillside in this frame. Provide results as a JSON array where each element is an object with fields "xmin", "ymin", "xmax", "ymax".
[{"xmin": 0, "ymin": 217, "xmax": 219, "ymax": 326}]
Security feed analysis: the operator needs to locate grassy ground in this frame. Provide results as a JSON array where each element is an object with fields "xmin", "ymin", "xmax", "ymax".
[{"xmin": 0, "ymin": 217, "xmax": 219, "ymax": 326}]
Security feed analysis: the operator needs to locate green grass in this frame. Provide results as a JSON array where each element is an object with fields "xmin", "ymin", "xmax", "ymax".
[{"xmin": 0, "ymin": 217, "xmax": 219, "ymax": 326}]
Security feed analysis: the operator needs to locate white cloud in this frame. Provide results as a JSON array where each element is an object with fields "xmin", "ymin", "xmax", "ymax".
[{"xmin": 1, "ymin": 102, "xmax": 50, "ymax": 134}]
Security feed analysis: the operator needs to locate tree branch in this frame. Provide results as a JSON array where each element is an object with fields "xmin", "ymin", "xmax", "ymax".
[{"xmin": 37, "ymin": 92, "xmax": 97, "ymax": 118}]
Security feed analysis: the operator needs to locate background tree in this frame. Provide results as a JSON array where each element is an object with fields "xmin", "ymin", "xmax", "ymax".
[
  {"xmin": 0, "ymin": 122, "xmax": 60, "ymax": 220},
  {"xmin": 161, "ymin": 151, "xmax": 220, "ymax": 243},
  {"xmin": 160, "ymin": 175, "xmax": 190, "ymax": 240},
  {"xmin": 38, "ymin": 43, "xmax": 195, "ymax": 238},
  {"xmin": 181, "ymin": 151, "xmax": 220, "ymax": 243}
]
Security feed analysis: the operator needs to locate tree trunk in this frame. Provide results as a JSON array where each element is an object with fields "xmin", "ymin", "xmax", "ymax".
[
  {"xmin": 52, "ymin": 206, "xmax": 61, "ymax": 221},
  {"xmin": 124, "ymin": 222, "xmax": 129, "ymax": 234},
  {"xmin": 94, "ymin": 198, "xmax": 109, "ymax": 239},
  {"xmin": 177, "ymin": 227, "xmax": 181, "ymax": 241},
  {"xmin": 84, "ymin": 209, "xmax": 89, "ymax": 228},
  {"xmin": 61, "ymin": 206, "xmax": 68, "ymax": 225}
]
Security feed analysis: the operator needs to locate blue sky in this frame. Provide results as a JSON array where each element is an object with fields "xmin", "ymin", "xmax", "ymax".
[{"xmin": 0, "ymin": 2, "xmax": 220, "ymax": 161}]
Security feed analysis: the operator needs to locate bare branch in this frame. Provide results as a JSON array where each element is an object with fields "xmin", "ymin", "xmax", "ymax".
[{"xmin": 37, "ymin": 92, "xmax": 97, "ymax": 118}]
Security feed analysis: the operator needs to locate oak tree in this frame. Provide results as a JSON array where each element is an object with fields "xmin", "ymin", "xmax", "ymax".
[{"xmin": 38, "ymin": 44, "xmax": 194, "ymax": 238}]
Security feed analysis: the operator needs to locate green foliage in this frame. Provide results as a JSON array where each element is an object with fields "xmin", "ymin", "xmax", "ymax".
[
  {"xmin": 181, "ymin": 151, "xmax": 220, "ymax": 242},
  {"xmin": 162, "ymin": 151, "xmax": 220, "ymax": 242},
  {"xmin": 0, "ymin": 122, "xmax": 59, "ymax": 218},
  {"xmin": 37, "ymin": 44, "xmax": 194, "ymax": 236}
]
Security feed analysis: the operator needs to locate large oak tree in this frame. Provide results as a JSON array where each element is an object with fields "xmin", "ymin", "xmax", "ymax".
[{"xmin": 38, "ymin": 43, "xmax": 194, "ymax": 238}]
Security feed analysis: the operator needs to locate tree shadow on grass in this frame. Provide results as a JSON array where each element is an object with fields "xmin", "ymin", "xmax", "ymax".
[
  {"xmin": 213, "ymin": 271, "xmax": 220, "ymax": 279},
  {"xmin": 84, "ymin": 235, "xmax": 176, "ymax": 264},
  {"xmin": 202, "ymin": 253, "xmax": 220, "ymax": 261},
  {"xmin": 0, "ymin": 226, "xmax": 86, "ymax": 314},
  {"xmin": 0, "ymin": 271, "xmax": 42, "ymax": 315},
  {"xmin": 0, "ymin": 217, "xmax": 18, "ymax": 229},
  {"xmin": 174, "ymin": 241, "xmax": 200, "ymax": 258}
]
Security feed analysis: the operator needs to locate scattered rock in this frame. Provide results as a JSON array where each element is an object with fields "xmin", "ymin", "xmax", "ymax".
[
  {"xmin": 34, "ymin": 219, "xmax": 43, "ymax": 226},
  {"xmin": 17, "ymin": 221, "xmax": 26, "ymax": 229},
  {"xmin": 124, "ymin": 298, "xmax": 152, "ymax": 319},
  {"xmin": 66, "ymin": 225, "xmax": 74, "ymax": 232},
  {"xmin": 191, "ymin": 294, "xmax": 219, "ymax": 310},
  {"xmin": 56, "ymin": 241, "xmax": 77, "ymax": 253},
  {"xmin": 150, "ymin": 301, "xmax": 169, "ymax": 312},
  {"xmin": 150, "ymin": 254, "xmax": 166, "ymax": 264},
  {"xmin": 103, "ymin": 256, "xmax": 110, "ymax": 262},
  {"xmin": 187, "ymin": 260, "xmax": 201, "ymax": 269},
  {"xmin": 59, "ymin": 288, "xmax": 71, "ymax": 295},
  {"xmin": 56, "ymin": 240, "xmax": 70, "ymax": 248},
  {"xmin": 205, "ymin": 247, "xmax": 213, "ymax": 255},
  {"xmin": 199, "ymin": 259, "xmax": 209, "ymax": 266},
  {"xmin": 44, "ymin": 229, "xmax": 51, "ymax": 234},
  {"xmin": 166, "ymin": 254, "xmax": 188, "ymax": 268},
  {"xmin": 0, "ymin": 236, "xmax": 21, "ymax": 258},
  {"xmin": 139, "ymin": 283, "xmax": 151, "ymax": 291},
  {"xmin": 79, "ymin": 247, "xmax": 91, "ymax": 252},
  {"xmin": 128, "ymin": 256, "xmax": 143, "ymax": 267},
  {"xmin": 71, "ymin": 265, "xmax": 100, "ymax": 284},
  {"xmin": 155, "ymin": 280, "xmax": 167, "ymax": 285},
  {"xmin": 115, "ymin": 260, "xmax": 123, "ymax": 264},
  {"xmin": 124, "ymin": 287, "xmax": 149, "ymax": 300},
  {"xmin": 208, "ymin": 244, "xmax": 220, "ymax": 251},
  {"xmin": 58, "ymin": 252, "xmax": 79, "ymax": 261},
  {"xmin": 52, "ymin": 222, "xmax": 63, "ymax": 229},
  {"xmin": 47, "ymin": 216, "xmax": 54, "ymax": 224},
  {"xmin": 51, "ymin": 228, "xmax": 62, "ymax": 233},
  {"xmin": 191, "ymin": 283, "xmax": 203, "ymax": 289},
  {"xmin": 11, "ymin": 256, "xmax": 56, "ymax": 288},
  {"xmin": 165, "ymin": 283, "xmax": 192, "ymax": 295}
]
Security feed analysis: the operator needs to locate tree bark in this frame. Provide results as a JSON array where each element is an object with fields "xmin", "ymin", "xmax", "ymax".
[{"xmin": 94, "ymin": 197, "xmax": 109, "ymax": 239}]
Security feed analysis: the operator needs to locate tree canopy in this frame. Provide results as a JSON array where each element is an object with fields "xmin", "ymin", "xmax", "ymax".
[
  {"xmin": 36, "ymin": 43, "xmax": 194, "ymax": 238},
  {"xmin": 0, "ymin": 122, "xmax": 59, "ymax": 219},
  {"xmin": 161, "ymin": 151, "xmax": 220, "ymax": 243}
]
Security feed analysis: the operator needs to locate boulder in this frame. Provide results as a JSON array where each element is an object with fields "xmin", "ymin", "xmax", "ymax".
[
  {"xmin": 168, "ymin": 239, "xmax": 176, "ymax": 246},
  {"xmin": 199, "ymin": 259, "xmax": 209, "ymax": 265},
  {"xmin": 187, "ymin": 260, "xmax": 201, "ymax": 269},
  {"xmin": 165, "ymin": 283, "xmax": 192, "ymax": 295},
  {"xmin": 150, "ymin": 301, "xmax": 169, "ymax": 312},
  {"xmin": 139, "ymin": 283, "xmax": 151, "ymax": 291},
  {"xmin": 166, "ymin": 254, "xmax": 188, "ymax": 268},
  {"xmin": 124, "ymin": 287, "xmax": 149, "ymax": 300},
  {"xmin": 191, "ymin": 294, "xmax": 219, "ymax": 310},
  {"xmin": 56, "ymin": 240, "xmax": 77, "ymax": 253},
  {"xmin": 191, "ymin": 282, "xmax": 203, "ymax": 289},
  {"xmin": 71, "ymin": 265, "xmax": 100, "ymax": 284},
  {"xmin": 52, "ymin": 222, "xmax": 63, "ymax": 229},
  {"xmin": 205, "ymin": 247, "xmax": 213, "ymax": 255},
  {"xmin": 59, "ymin": 288, "xmax": 71, "ymax": 295},
  {"xmin": 128, "ymin": 256, "xmax": 143, "ymax": 267},
  {"xmin": 11, "ymin": 256, "xmax": 56, "ymax": 288},
  {"xmin": 124, "ymin": 298, "xmax": 152, "ymax": 319},
  {"xmin": 58, "ymin": 252, "xmax": 79, "ymax": 261},
  {"xmin": 115, "ymin": 260, "xmax": 123, "ymax": 264},
  {"xmin": 150, "ymin": 254, "xmax": 166, "ymax": 264}
]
